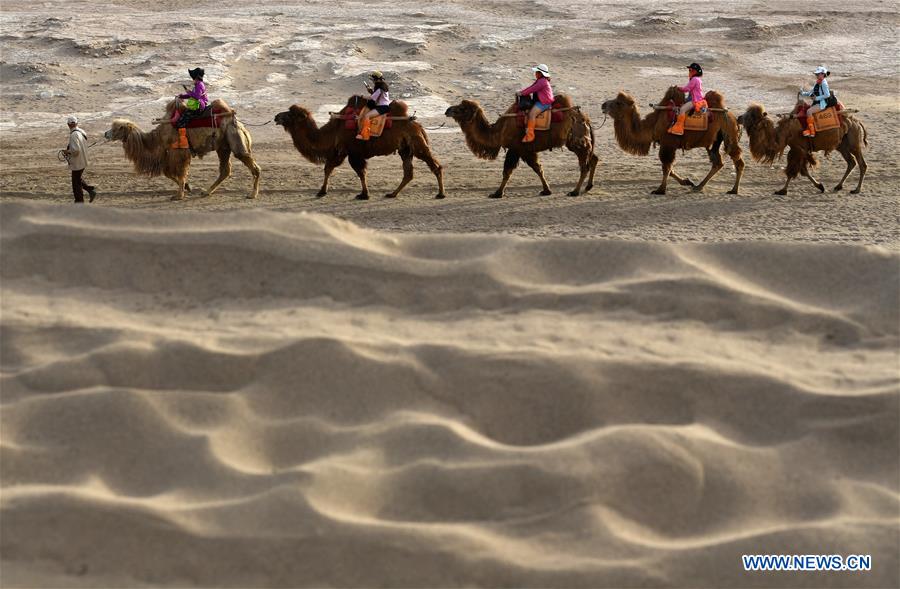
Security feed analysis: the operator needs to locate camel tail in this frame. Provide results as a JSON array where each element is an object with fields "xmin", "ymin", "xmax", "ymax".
[
  {"xmin": 589, "ymin": 119, "xmax": 596, "ymax": 153},
  {"xmin": 859, "ymin": 119, "xmax": 869, "ymax": 148},
  {"xmin": 228, "ymin": 118, "xmax": 253, "ymax": 157}
]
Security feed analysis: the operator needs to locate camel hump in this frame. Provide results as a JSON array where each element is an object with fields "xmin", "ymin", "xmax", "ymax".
[
  {"xmin": 210, "ymin": 98, "xmax": 235, "ymax": 115},
  {"xmin": 553, "ymin": 94, "xmax": 573, "ymax": 108},
  {"xmin": 704, "ymin": 91, "xmax": 724, "ymax": 109},
  {"xmin": 389, "ymin": 100, "xmax": 408, "ymax": 117}
]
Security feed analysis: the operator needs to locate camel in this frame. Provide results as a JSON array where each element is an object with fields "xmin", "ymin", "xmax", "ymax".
[
  {"xmin": 103, "ymin": 99, "xmax": 260, "ymax": 201},
  {"xmin": 273, "ymin": 97, "xmax": 444, "ymax": 200},
  {"xmin": 600, "ymin": 87, "xmax": 744, "ymax": 195},
  {"xmin": 737, "ymin": 102, "xmax": 868, "ymax": 195},
  {"xmin": 444, "ymin": 95, "xmax": 598, "ymax": 198}
]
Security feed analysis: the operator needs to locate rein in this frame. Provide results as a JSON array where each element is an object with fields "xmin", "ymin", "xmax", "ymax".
[
  {"xmin": 498, "ymin": 106, "xmax": 577, "ymax": 118},
  {"xmin": 649, "ymin": 103, "xmax": 728, "ymax": 112},
  {"xmin": 58, "ymin": 138, "xmax": 109, "ymax": 162}
]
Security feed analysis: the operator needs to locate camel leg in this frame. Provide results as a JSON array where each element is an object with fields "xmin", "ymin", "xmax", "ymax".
[
  {"xmin": 692, "ymin": 140, "xmax": 725, "ymax": 193},
  {"xmin": 169, "ymin": 153, "xmax": 190, "ymax": 201},
  {"xmin": 775, "ymin": 149, "xmax": 802, "ymax": 196},
  {"xmin": 317, "ymin": 155, "xmax": 345, "ymax": 197},
  {"xmin": 491, "ymin": 150, "xmax": 520, "ymax": 198},
  {"xmin": 349, "ymin": 154, "xmax": 369, "ymax": 200},
  {"xmin": 386, "ymin": 145, "xmax": 414, "ymax": 199},
  {"xmin": 802, "ymin": 167, "xmax": 825, "ymax": 193},
  {"xmin": 833, "ymin": 144, "xmax": 856, "ymax": 192},
  {"xmin": 410, "ymin": 135, "xmax": 445, "ymax": 199},
  {"xmin": 203, "ymin": 145, "xmax": 232, "ymax": 197},
  {"xmin": 726, "ymin": 143, "xmax": 745, "ymax": 195},
  {"xmin": 585, "ymin": 152, "xmax": 598, "ymax": 193},
  {"xmin": 652, "ymin": 146, "xmax": 676, "ymax": 195},
  {"xmin": 565, "ymin": 130, "xmax": 598, "ymax": 195},
  {"xmin": 669, "ymin": 169, "xmax": 695, "ymax": 187},
  {"xmin": 171, "ymin": 176, "xmax": 187, "ymax": 201},
  {"xmin": 564, "ymin": 147, "xmax": 592, "ymax": 197},
  {"xmin": 235, "ymin": 153, "xmax": 261, "ymax": 200},
  {"xmin": 521, "ymin": 151, "xmax": 552, "ymax": 196},
  {"xmin": 850, "ymin": 149, "xmax": 867, "ymax": 194}
]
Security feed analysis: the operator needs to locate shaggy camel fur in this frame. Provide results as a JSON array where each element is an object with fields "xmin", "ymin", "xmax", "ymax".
[
  {"xmin": 104, "ymin": 99, "xmax": 260, "ymax": 201},
  {"xmin": 737, "ymin": 103, "xmax": 868, "ymax": 195},
  {"xmin": 274, "ymin": 97, "xmax": 444, "ymax": 200},
  {"xmin": 601, "ymin": 87, "xmax": 744, "ymax": 195},
  {"xmin": 444, "ymin": 95, "xmax": 598, "ymax": 198}
]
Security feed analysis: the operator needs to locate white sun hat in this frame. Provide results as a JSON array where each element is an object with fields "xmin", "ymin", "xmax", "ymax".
[
  {"xmin": 813, "ymin": 65, "xmax": 828, "ymax": 75},
  {"xmin": 67, "ymin": 115, "xmax": 78, "ymax": 124},
  {"xmin": 532, "ymin": 64, "xmax": 550, "ymax": 76}
]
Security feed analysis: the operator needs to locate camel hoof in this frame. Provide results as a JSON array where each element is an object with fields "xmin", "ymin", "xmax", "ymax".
[
  {"xmin": 774, "ymin": 189, "xmax": 787, "ymax": 196},
  {"xmin": 184, "ymin": 184, "xmax": 192, "ymax": 193},
  {"xmin": 488, "ymin": 192, "xmax": 503, "ymax": 199},
  {"xmin": 170, "ymin": 195, "xmax": 185, "ymax": 201},
  {"xmin": 691, "ymin": 186, "xmax": 704, "ymax": 193},
  {"xmin": 246, "ymin": 195, "xmax": 257, "ymax": 200},
  {"xmin": 850, "ymin": 189, "xmax": 861, "ymax": 195},
  {"xmin": 726, "ymin": 189, "xmax": 739, "ymax": 195},
  {"xmin": 355, "ymin": 194, "xmax": 370, "ymax": 201},
  {"xmin": 316, "ymin": 190, "xmax": 327, "ymax": 198},
  {"xmin": 833, "ymin": 185, "xmax": 843, "ymax": 192},
  {"xmin": 651, "ymin": 189, "xmax": 666, "ymax": 196},
  {"xmin": 384, "ymin": 193, "xmax": 398, "ymax": 199},
  {"xmin": 540, "ymin": 188, "xmax": 552, "ymax": 196},
  {"xmin": 682, "ymin": 179, "xmax": 696, "ymax": 187},
  {"xmin": 434, "ymin": 193, "xmax": 446, "ymax": 200},
  {"xmin": 567, "ymin": 190, "xmax": 580, "ymax": 197},
  {"xmin": 584, "ymin": 183, "xmax": 594, "ymax": 193},
  {"xmin": 817, "ymin": 183, "xmax": 825, "ymax": 193},
  {"xmin": 199, "ymin": 190, "xmax": 210, "ymax": 197}
]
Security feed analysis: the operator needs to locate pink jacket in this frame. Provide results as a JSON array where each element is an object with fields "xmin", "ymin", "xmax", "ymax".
[
  {"xmin": 678, "ymin": 76, "xmax": 704, "ymax": 104},
  {"xmin": 519, "ymin": 77, "xmax": 554, "ymax": 105},
  {"xmin": 179, "ymin": 80, "xmax": 209, "ymax": 109}
]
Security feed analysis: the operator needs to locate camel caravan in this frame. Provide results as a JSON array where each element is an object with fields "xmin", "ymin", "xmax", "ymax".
[{"xmin": 96, "ymin": 63, "xmax": 867, "ymax": 203}]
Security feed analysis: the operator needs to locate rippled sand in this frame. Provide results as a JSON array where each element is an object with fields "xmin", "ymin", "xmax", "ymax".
[{"xmin": 2, "ymin": 201, "xmax": 897, "ymax": 587}]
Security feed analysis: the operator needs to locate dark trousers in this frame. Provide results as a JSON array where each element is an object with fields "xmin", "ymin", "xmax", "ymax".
[{"xmin": 71, "ymin": 169, "xmax": 94, "ymax": 203}]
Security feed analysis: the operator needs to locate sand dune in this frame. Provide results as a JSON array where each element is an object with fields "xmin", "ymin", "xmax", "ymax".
[{"xmin": 1, "ymin": 201, "xmax": 897, "ymax": 587}]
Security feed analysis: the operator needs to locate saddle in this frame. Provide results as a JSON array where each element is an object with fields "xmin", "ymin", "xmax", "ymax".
[
  {"xmin": 515, "ymin": 97, "xmax": 565, "ymax": 130},
  {"xmin": 337, "ymin": 105, "xmax": 393, "ymax": 137},
  {"xmin": 667, "ymin": 99, "xmax": 712, "ymax": 131},
  {"xmin": 796, "ymin": 104, "xmax": 842, "ymax": 132},
  {"xmin": 170, "ymin": 105, "xmax": 233, "ymax": 129}
]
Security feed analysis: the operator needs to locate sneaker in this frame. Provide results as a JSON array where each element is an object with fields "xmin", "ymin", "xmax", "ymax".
[{"xmin": 87, "ymin": 187, "xmax": 97, "ymax": 203}]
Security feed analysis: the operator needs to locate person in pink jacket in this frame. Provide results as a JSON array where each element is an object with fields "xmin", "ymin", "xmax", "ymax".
[
  {"xmin": 170, "ymin": 67, "xmax": 209, "ymax": 149},
  {"xmin": 669, "ymin": 62, "xmax": 706, "ymax": 136},
  {"xmin": 516, "ymin": 64, "xmax": 554, "ymax": 143}
]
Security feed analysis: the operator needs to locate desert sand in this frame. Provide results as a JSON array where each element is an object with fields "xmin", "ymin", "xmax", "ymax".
[{"xmin": 1, "ymin": 0, "xmax": 899, "ymax": 587}]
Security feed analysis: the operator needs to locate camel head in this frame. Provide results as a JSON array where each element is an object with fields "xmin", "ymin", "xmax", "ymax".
[
  {"xmin": 600, "ymin": 93, "xmax": 637, "ymax": 118},
  {"xmin": 104, "ymin": 119, "xmax": 140, "ymax": 142},
  {"xmin": 444, "ymin": 100, "xmax": 482, "ymax": 124},
  {"xmin": 274, "ymin": 105, "xmax": 313, "ymax": 130},
  {"xmin": 737, "ymin": 104, "xmax": 768, "ymax": 130}
]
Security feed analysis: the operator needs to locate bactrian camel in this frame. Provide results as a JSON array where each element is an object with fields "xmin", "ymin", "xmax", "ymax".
[
  {"xmin": 104, "ymin": 99, "xmax": 260, "ymax": 201},
  {"xmin": 274, "ymin": 97, "xmax": 444, "ymax": 200},
  {"xmin": 444, "ymin": 95, "xmax": 598, "ymax": 198},
  {"xmin": 601, "ymin": 87, "xmax": 744, "ymax": 195},
  {"xmin": 737, "ymin": 102, "xmax": 868, "ymax": 195}
]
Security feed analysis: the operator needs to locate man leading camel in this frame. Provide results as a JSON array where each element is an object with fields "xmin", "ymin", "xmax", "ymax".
[{"xmin": 63, "ymin": 116, "xmax": 97, "ymax": 203}]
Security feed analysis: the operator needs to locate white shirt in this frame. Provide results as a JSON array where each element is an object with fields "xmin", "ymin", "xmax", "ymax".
[{"xmin": 67, "ymin": 128, "xmax": 88, "ymax": 171}]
